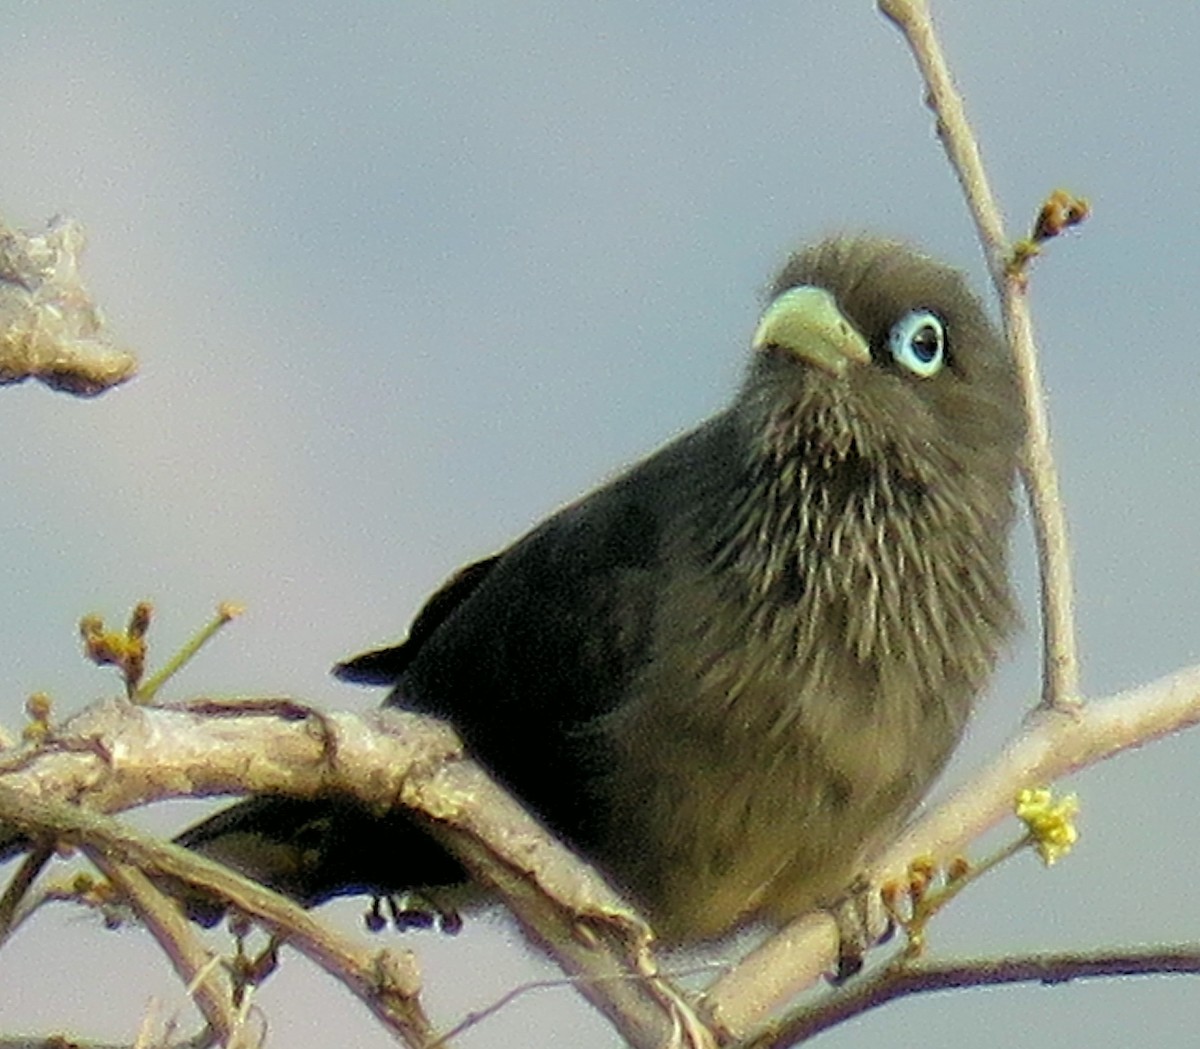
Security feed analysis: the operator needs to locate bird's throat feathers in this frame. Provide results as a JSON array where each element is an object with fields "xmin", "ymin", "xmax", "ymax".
[{"xmin": 700, "ymin": 387, "xmax": 1016, "ymax": 696}]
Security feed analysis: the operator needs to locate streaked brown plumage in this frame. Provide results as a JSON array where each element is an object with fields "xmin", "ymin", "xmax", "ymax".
[{"xmin": 177, "ymin": 237, "xmax": 1023, "ymax": 941}]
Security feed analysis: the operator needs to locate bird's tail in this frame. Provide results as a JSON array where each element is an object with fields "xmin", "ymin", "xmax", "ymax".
[{"xmin": 174, "ymin": 794, "xmax": 469, "ymax": 924}]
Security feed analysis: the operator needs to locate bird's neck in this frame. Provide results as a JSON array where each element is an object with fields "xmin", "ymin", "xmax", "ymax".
[{"xmin": 702, "ymin": 408, "xmax": 1015, "ymax": 696}]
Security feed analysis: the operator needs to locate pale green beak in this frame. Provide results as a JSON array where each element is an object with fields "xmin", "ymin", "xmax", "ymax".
[{"xmin": 752, "ymin": 285, "xmax": 870, "ymax": 377}]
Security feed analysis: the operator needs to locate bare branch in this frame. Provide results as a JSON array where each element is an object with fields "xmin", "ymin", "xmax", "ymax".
[
  {"xmin": 86, "ymin": 851, "xmax": 252, "ymax": 1048},
  {"xmin": 738, "ymin": 945, "xmax": 1200, "ymax": 1049},
  {"xmin": 0, "ymin": 845, "xmax": 51, "ymax": 938},
  {"xmin": 0, "ymin": 784, "xmax": 434, "ymax": 1049},
  {"xmin": 0, "ymin": 697, "xmax": 698, "ymax": 1049},
  {"xmin": 878, "ymin": 0, "xmax": 1081, "ymax": 710},
  {"xmin": 0, "ymin": 216, "xmax": 137, "ymax": 397}
]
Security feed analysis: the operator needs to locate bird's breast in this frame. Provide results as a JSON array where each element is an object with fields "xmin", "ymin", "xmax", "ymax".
[{"xmin": 597, "ymin": 454, "xmax": 1011, "ymax": 938}]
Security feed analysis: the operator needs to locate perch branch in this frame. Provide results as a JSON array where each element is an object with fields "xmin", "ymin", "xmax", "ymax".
[
  {"xmin": 0, "ymin": 697, "xmax": 696, "ymax": 1049},
  {"xmin": 3, "ymin": 663, "xmax": 1200, "ymax": 1045}
]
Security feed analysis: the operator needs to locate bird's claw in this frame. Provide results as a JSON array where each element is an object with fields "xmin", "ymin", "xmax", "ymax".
[
  {"xmin": 366, "ymin": 892, "xmax": 463, "ymax": 935},
  {"xmin": 828, "ymin": 876, "xmax": 894, "ymax": 984}
]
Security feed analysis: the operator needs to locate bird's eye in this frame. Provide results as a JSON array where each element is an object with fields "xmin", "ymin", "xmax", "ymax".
[{"xmin": 887, "ymin": 310, "xmax": 945, "ymax": 378}]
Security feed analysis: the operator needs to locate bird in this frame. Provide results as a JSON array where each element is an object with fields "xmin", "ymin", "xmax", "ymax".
[{"xmin": 176, "ymin": 236, "xmax": 1024, "ymax": 944}]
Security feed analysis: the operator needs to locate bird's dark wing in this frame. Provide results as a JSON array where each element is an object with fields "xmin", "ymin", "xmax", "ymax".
[
  {"xmin": 333, "ymin": 555, "xmax": 501, "ymax": 685},
  {"xmin": 385, "ymin": 412, "xmax": 744, "ymax": 730},
  {"xmin": 175, "ymin": 416, "xmax": 736, "ymax": 912},
  {"xmin": 370, "ymin": 417, "xmax": 742, "ymax": 851},
  {"xmin": 396, "ymin": 494, "xmax": 661, "ymax": 722}
]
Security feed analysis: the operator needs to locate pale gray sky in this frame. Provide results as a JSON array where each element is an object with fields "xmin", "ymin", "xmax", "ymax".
[{"xmin": 0, "ymin": 3, "xmax": 1198, "ymax": 1047}]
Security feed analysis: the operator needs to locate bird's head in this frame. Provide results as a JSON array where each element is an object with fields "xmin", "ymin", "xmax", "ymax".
[{"xmin": 741, "ymin": 236, "xmax": 1023, "ymax": 491}]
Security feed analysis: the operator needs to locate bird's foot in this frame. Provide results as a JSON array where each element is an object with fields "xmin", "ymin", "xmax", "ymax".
[
  {"xmin": 365, "ymin": 892, "xmax": 463, "ymax": 935},
  {"xmin": 827, "ymin": 876, "xmax": 894, "ymax": 983}
]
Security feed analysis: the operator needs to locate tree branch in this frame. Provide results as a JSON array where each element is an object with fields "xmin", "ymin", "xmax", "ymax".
[
  {"xmin": 85, "ymin": 851, "xmax": 252, "ymax": 1049},
  {"xmin": 739, "ymin": 945, "xmax": 1200, "ymax": 1049},
  {"xmin": 878, "ymin": 0, "xmax": 1081, "ymax": 711},
  {"xmin": 0, "ymin": 782, "xmax": 433, "ymax": 1049},
  {"xmin": 4, "ymin": 661, "xmax": 1200, "ymax": 1045},
  {"xmin": 0, "ymin": 697, "xmax": 698, "ymax": 1049},
  {"xmin": 0, "ymin": 216, "xmax": 137, "ymax": 397}
]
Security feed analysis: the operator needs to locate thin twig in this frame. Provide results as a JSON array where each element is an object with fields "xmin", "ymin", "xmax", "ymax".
[
  {"xmin": 136, "ymin": 603, "xmax": 244, "ymax": 704},
  {"xmin": 737, "ymin": 945, "xmax": 1200, "ymax": 1048},
  {"xmin": 1004, "ymin": 290, "xmax": 1080, "ymax": 709},
  {"xmin": 87, "ymin": 850, "xmax": 247, "ymax": 1047},
  {"xmin": 433, "ymin": 963, "xmax": 725, "ymax": 1048},
  {"xmin": 878, "ymin": 0, "xmax": 1081, "ymax": 710},
  {"xmin": 0, "ymin": 843, "xmax": 52, "ymax": 944},
  {"xmin": 0, "ymin": 786, "xmax": 436, "ymax": 1049}
]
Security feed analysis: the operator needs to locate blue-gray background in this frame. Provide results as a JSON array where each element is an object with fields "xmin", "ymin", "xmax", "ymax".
[{"xmin": 1, "ymin": 3, "xmax": 1197, "ymax": 1046}]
